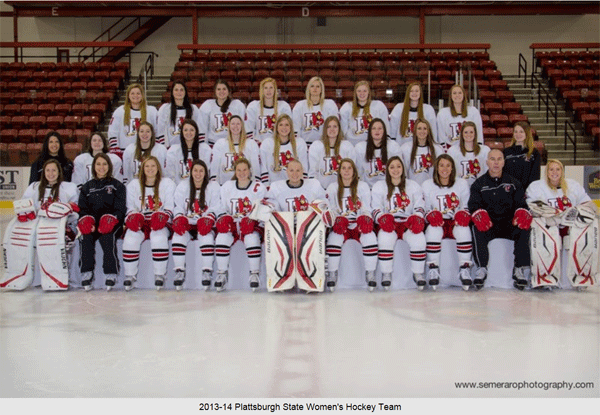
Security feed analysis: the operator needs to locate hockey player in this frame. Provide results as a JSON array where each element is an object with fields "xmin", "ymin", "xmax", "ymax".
[
  {"xmin": 503, "ymin": 121, "xmax": 541, "ymax": 192},
  {"xmin": 399, "ymin": 118, "xmax": 444, "ymax": 186},
  {"xmin": 292, "ymin": 76, "xmax": 339, "ymax": 146},
  {"xmin": 210, "ymin": 115, "xmax": 261, "ymax": 184},
  {"xmin": 108, "ymin": 83, "xmax": 158, "ymax": 155},
  {"xmin": 468, "ymin": 148, "xmax": 532, "ymax": 290},
  {"xmin": 265, "ymin": 159, "xmax": 326, "ymax": 212},
  {"xmin": 214, "ymin": 158, "xmax": 267, "ymax": 292},
  {"xmin": 371, "ymin": 156, "xmax": 426, "ymax": 290},
  {"xmin": 526, "ymin": 159, "xmax": 597, "ymax": 290},
  {"xmin": 156, "ymin": 81, "xmax": 202, "ymax": 148},
  {"xmin": 339, "ymin": 80, "xmax": 390, "ymax": 146},
  {"xmin": 308, "ymin": 116, "xmax": 356, "ymax": 190},
  {"xmin": 355, "ymin": 118, "xmax": 402, "ymax": 188},
  {"xmin": 325, "ymin": 158, "xmax": 377, "ymax": 291},
  {"xmin": 422, "ymin": 155, "xmax": 473, "ymax": 290},
  {"xmin": 390, "ymin": 82, "xmax": 438, "ymax": 146},
  {"xmin": 171, "ymin": 159, "xmax": 221, "ymax": 291},
  {"xmin": 259, "ymin": 114, "xmax": 308, "ymax": 185},
  {"xmin": 198, "ymin": 79, "xmax": 246, "ymax": 146},
  {"xmin": 165, "ymin": 119, "xmax": 211, "ymax": 185},
  {"xmin": 245, "ymin": 77, "xmax": 292, "ymax": 143},
  {"xmin": 29, "ymin": 131, "xmax": 74, "ymax": 184},
  {"xmin": 447, "ymin": 121, "xmax": 490, "ymax": 186},
  {"xmin": 123, "ymin": 156, "xmax": 176, "ymax": 291},
  {"xmin": 436, "ymin": 84, "xmax": 483, "ymax": 151},
  {"xmin": 77, "ymin": 153, "xmax": 127, "ymax": 290},
  {"xmin": 72, "ymin": 131, "xmax": 123, "ymax": 189},
  {"xmin": 122, "ymin": 121, "xmax": 168, "ymax": 184}
]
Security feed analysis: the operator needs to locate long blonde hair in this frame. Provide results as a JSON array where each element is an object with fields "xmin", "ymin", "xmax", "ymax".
[
  {"xmin": 305, "ymin": 76, "xmax": 325, "ymax": 110},
  {"xmin": 123, "ymin": 83, "xmax": 148, "ymax": 126},
  {"xmin": 509, "ymin": 121, "xmax": 535, "ymax": 159},
  {"xmin": 545, "ymin": 159, "xmax": 568, "ymax": 195},
  {"xmin": 272, "ymin": 114, "xmax": 298, "ymax": 171},
  {"xmin": 134, "ymin": 121, "xmax": 156, "ymax": 162},
  {"xmin": 321, "ymin": 116, "xmax": 343, "ymax": 157},
  {"xmin": 226, "ymin": 115, "xmax": 248, "ymax": 154},
  {"xmin": 458, "ymin": 121, "xmax": 481, "ymax": 156},
  {"xmin": 400, "ymin": 82, "xmax": 424, "ymax": 138},
  {"xmin": 352, "ymin": 80, "xmax": 372, "ymax": 119},
  {"xmin": 448, "ymin": 84, "xmax": 468, "ymax": 118},
  {"xmin": 259, "ymin": 77, "xmax": 279, "ymax": 117}
]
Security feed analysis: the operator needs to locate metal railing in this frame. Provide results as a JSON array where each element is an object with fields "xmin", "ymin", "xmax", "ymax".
[
  {"xmin": 532, "ymin": 72, "xmax": 559, "ymax": 135},
  {"xmin": 78, "ymin": 17, "xmax": 142, "ymax": 62},
  {"xmin": 518, "ymin": 53, "xmax": 527, "ymax": 88},
  {"xmin": 564, "ymin": 120, "xmax": 578, "ymax": 164},
  {"xmin": 136, "ymin": 52, "xmax": 158, "ymax": 95}
]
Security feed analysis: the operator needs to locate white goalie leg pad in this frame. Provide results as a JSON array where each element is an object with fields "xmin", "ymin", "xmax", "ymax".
[
  {"xmin": 295, "ymin": 211, "xmax": 326, "ymax": 292},
  {"xmin": 530, "ymin": 217, "xmax": 561, "ymax": 288},
  {"xmin": 265, "ymin": 212, "xmax": 297, "ymax": 292},
  {"xmin": 36, "ymin": 215, "xmax": 70, "ymax": 290},
  {"xmin": 1, "ymin": 217, "xmax": 38, "ymax": 290},
  {"xmin": 566, "ymin": 217, "xmax": 599, "ymax": 288}
]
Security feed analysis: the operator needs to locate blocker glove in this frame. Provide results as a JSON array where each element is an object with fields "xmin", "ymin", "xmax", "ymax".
[
  {"xmin": 472, "ymin": 209, "xmax": 492, "ymax": 232},
  {"xmin": 216, "ymin": 215, "xmax": 236, "ymax": 233},
  {"xmin": 425, "ymin": 210, "xmax": 444, "ymax": 227},
  {"xmin": 125, "ymin": 212, "xmax": 144, "ymax": 232},
  {"xmin": 98, "ymin": 214, "xmax": 118, "ymax": 234},
  {"xmin": 197, "ymin": 216, "xmax": 215, "ymax": 236},
  {"xmin": 332, "ymin": 216, "xmax": 349, "ymax": 235},
  {"xmin": 150, "ymin": 211, "xmax": 170, "ymax": 231},
  {"xmin": 454, "ymin": 210, "xmax": 471, "ymax": 227},
  {"xmin": 77, "ymin": 215, "xmax": 96, "ymax": 235},
  {"xmin": 356, "ymin": 215, "xmax": 374, "ymax": 234},
  {"xmin": 378, "ymin": 213, "xmax": 396, "ymax": 233},
  {"xmin": 239, "ymin": 217, "xmax": 258, "ymax": 236},
  {"xmin": 172, "ymin": 215, "xmax": 190, "ymax": 236},
  {"xmin": 512, "ymin": 208, "xmax": 533, "ymax": 230},
  {"xmin": 406, "ymin": 214, "xmax": 425, "ymax": 234}
]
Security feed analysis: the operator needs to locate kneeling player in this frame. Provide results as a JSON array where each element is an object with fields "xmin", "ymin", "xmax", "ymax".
[{"xmin": 526, "ymin": 159, "xmax": 598, "ymax": 290}]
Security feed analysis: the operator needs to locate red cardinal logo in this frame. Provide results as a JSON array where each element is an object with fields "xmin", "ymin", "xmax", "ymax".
[
  {"xmin": 375, "ymin": 157, "xmax": 384, "ymax": 172},
  {"xmin": 186, "ymin": 158, "xmax": 194, "ymax": 173},
  {"xmin": 223, "ymin": 112, "xmax": 233, "ymax": 127},
  {"xmin": 394, "ymin": 192, "xmax": 410, "ymax": 210},
  {"xmin": 444, "ymin": 193, "xmax": 460, "ymax": 211},
  {"xmin": 468, "ymin": 159, "xmax": 481, "ymax": 176},
  {"xmin": 557, "ymin": 195, "xmax": 572, "ymax": 211},
  {"xmin": 133, "ymin": 118, "xmax": 141, "ymax": 133},
  {"xmin": 237, "ymin": 197, "xmax": 252, "ymax": 215},
  {"xmin": 312, "ymin": 111, "xmax": 324, "ymax": 128},
  {"xmin": 420, "ymin": 153, "xmax": 433, "ymax": 170},
  {"xmin": 345, "ymin": 197, "xmax": 362, "ymax": 213},
  {"xmin": 266, "ymin": 114, "xmax": 277, "ymax": 130},
  {"xmin": 330, "ymin": 154, "xmax": 342, "ymax": 172},
  {"xmin": 360, "ymin": 114, "xmax": 373, "ymax": 131},
  {"xmin": 294, "ymin": 195, "xmax": 309, "ymax": 212},
  {"xmin": 280, "ymin": 150, "xmax": 294, "ymax": 167},
  {"xmin": 192, "ymin": 199, "xmax": 207, "ymax": 215}
]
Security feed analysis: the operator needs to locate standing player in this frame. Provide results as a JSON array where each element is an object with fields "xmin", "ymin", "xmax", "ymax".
[
  {"xmin": 29, "ymin": 131, "xmax": 74, "ymax": 184},
  {"xmin": 122, "ymin": 121, "xmax": 167, "ymax": 184},
  {"xmin": 371, "ymin": 156, "xmax": 426, "ymax": 290},
  {"xmin": 198, "ymin": 80, "xmax": 246, "ymax": 146},
  {"xmin": 503, "ymin": 121, "xmax": 541, "ymax": 191},
  {"xmin": 447, "ymin": 121, "xmax": 490, "ymax": 186},
  {"xmin": 292, "ymin": 76, "xmax": 339, "ymax": 146},
  {"xmin": 245, "ymin": 77, "xmax": 292, "ymax": 143},
  {"xmin": 339, "ymin": 80, "xmax": 390, "ymax": 146},
  {"xmin": 436, "ymin": 84, "xmax": 483, "ymax": 151},
  {"xmin": 421, "ymin": 155, "xmax": 473, "ymax": 290},
  {"xmin": 355, "ymin": 118, "xmax": 402, "ymax": 188},
  {"xmin": 390, "ymin": 82, "xmax": 438, "ymax": 146},
  {"xmin": 399, "ymin": 118, "xmax": 444, "ymax": 186},
  {"xmin": 165, "ymin": 119, "xmax": 212, "ymax": 185},
  {"xmin": 156, "ymin": 81, "xmax": 202, "ymax": 148},
  {"xmin": 72, "ymin": 131, "xmax": 123, "ymax": 189}
]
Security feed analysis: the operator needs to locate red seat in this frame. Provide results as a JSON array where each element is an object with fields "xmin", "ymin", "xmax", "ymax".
[
  {"xmin": 10, "ymin": 115, "xmax": 28, "ymax": 130},
  {"xmin": 73, "ymin": 129, "xmax": 91, "ymax": 145},
  {"xmin": 581, "ymin": 113, "xmax": 599, "ymax": 135},
  {"xmin": 26, "ymin": 142, "xmax": 43, "ymax": 163},
  {"xmin": 36, "ymin": 128, "xmax": 51, "ymax": 142},
  {"xmin": 7, "ymin": 142, "xmax": 26, "ymax": 165},
  {"xmin": 1, "ymin": 129, "xmax": 19, "ymax": 143},
  {"xmin": 62, "ymin": 71, "xmax": 78, "ymax": 82},
  {"xmin": 54, "ymin": 104, "xmax": 72, "ymax": 116},
  {"xmin": 23, "ymin": 81, "xmax": 40, "ymax": 91},
  {"xmin": 572, "ymin": 102, "xmax": 591, "ymax": 119},
  {"xmin": 482, "ymin": 128, "xmax": 497, "ymax": 141},
  {"xmin": 46, "ymin": 71, "xmax": 63, "ymax": 82},
  {"xmin": 7, "ymin": 81, "xmax": 24, "ymax": 91},
  {"xmin": 478, "ymin": 90, "xmax": 496, "ymax": 104},
  {"xmin": 14, "ymin": 92, "xmax": 31, "ymax": 105},
  {"xmin": 46, "ymin": 116, "xmax": 64, "ymax": 129},
  {"xmin": 509, "ymin": 114, "xmax": 529, "ymax": 124},
  {"xmin": 490, "ymin": 80, "xmax": 508, "ymax": 91},
  {"xmin": 286, "ymin": 69, "xmax": 302, "ymax": 81},
  {"xmin": 89, "ymin": 103, "xmax": 107, "ymax": 119},
  {"xmin": 37, "ymin": 103, "xmax": 55, "ymax": 116},
  {"xmin": 490, "ymin": 114, "xmax": 509, "ymax": 128},
  {"xmin": 39, "ymin": 81, "xmax": 56, "ymax": 91},
  {"xmin": 87, "ymin": 81, "xmax": 103, "ymax": 90},
  {"xmin": 484, "ymin": 102, "xmax": 503, "ymax": 115},
  {"xmin": 103, "ymin": 81, "xmax": 119, "ymax": 91},
  {"xmin": 64, "ymin": 142, "xmax": 81, "ymax": 159},
  {"xmin": 270, "ymin": 70, "xmax": 285, "ymax": 82},
  {"xmin": 20, "ymin": 104, "xmax": 38, "ymax": 117},
  {"xmin": 57, "ymin": 129, "xmax": 74, "ymax": 142},
  {"xmin": 497, "ymin": 126, "xmax": 513, "ymax": 139},
  {"xmin": 93, "ymin": 71, "xmax": 110, "ymax": 82},
  {"xmin": 18, "ymin": 128, "xmax": 36, "ymax": 144},
  {"xmin": 502, "ymin": 102, "xmax": 522, "ymax": 115},
  {"xmin": 496, "ymin": 90, "xmax": 514, "ymax": 103},
  {"xmin": 3, "ymin": 104, "xmax": 20, "ymax": 116},
  {"xmin": 64, "ymin": 115, "xmax": 81, "ymax": 129},
  {"xmin": 28, "ymin": 115, "xmax": 46, "ymax": 130}
]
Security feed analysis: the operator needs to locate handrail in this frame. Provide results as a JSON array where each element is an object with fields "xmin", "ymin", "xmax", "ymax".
[
  {"xmin": 564, "ymin": 120, "xmax": 578, "ymax": 164},
  {"xmin": 518, "ymin": 53, "xmax": 527, "ymax": 88},
  {"xmin": 0, "ymin": 42, "xmax": 135, "ymax": 48},
  {"xmin": 78, "ymin": 17, "xmax": 141, "ymax": 62},
  {"xmin": 532, "ymin": 72, "xmax": 558, "ymax": 135},
  {"xmin": 177, "ymin": 43, "xmax": 491, "ymax": 52},
  {"xmin": 529, "ymin": 42, "xmax": 600, "ymax": 50},
  {"xmin": 136, "ymin": 52, "xmax": 158, "ymax": 96}
]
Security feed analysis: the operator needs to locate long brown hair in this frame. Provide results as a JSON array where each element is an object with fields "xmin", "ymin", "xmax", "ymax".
[
  {"xmin": 169, "ymin": 81, "xmax": 193, "ymax": 125},
  {"xmin": 336, "ymin": 158, "xmax": 360, "ymax": 209},
  {"xmin": 92, "ymin": 153, "xmax": 114, "ymax": 180},
  {"xmin": 458, "ymin": 121, "xmax": 481, "ymax": 156},
  {"xmin": 38, "ymin": 159, "xmax": 63, "ymax": 203},
  {"xmin": 272, "ymin": 114, "xmax": 298, "ymax": 171},
  {"xmin": 365, "ymin": 118, "xmax": 388, "ymax": 163},
  {"xmin": 134, "ymin": 121, "xmax": 157, "ymax": 162},
  {"xmin": 400, "ymin": 82, "xmax": 424, "ymax": 138},
  {"xmin": 139, "ymin": 156, "xmax": 162, "ymax": 212},
  {"xmin": 432, "ymin": 154, "xmax": 456, "ymax": 188},
  {"xmin": 351, "ymin": 80, "xmax": 372, "ymax": 119},
  {"xmin": 123, "ymin": 83, "xmax": 148, "ymax": 126},
  {"xmin": 85, "ymin": 131, "xmax": 110, "ymax": 155},
  {"xmin": 448, "ymin": 84, "xmax": 468, "ymax": 118},
  {"xmin": 179, "ymin": 119, "xmax": 200, "ymax": 161},
  {"xmin": 509, "ymin": 121, "xmax": 535, "ymax": 159},
  {"xmin": 410, "ymin": 118, "xmax": 438, "ymax": 168},
  {"xmin": 385, "ymin": 156, "xmax": 406, "ymax": 201},
  {"xmin": 321, "ymin": 116, "xmax": 343, "ymax": 157},
  {"xmin": 188, "ymin": 159, "xmax": 209, "ymax": 213}
]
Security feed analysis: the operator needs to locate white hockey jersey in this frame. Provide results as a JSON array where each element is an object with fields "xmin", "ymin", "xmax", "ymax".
[
  {"xmin": 220, "ymin": 180, "xmax": 267, "ymax": 219},
  {"xmin": 339, "ymin": 100, "xmax": 390, "ymax": 146},
  {"xmin": 421, "ymin": 178, "xmax": 470, "ymax": 219},
  {"xmin": 266, "ymin": 178, "xmax": 327, "ymax": 212},
  {"xmin": 259, "ymin": 137, "xmax": 309, "ymax": 185},
  {"xmin": 22, "ymin": 181, "xmax": 79, "ymax": 211},
  {"xmin": 126, "ymin": 177, "xmax": 176, "ymax": 220},
  {"xmin": 447, "ymin": 144, "xmax": 490, "ymax": 186},
  {"xmin": 156, "ymin": 103, "xmax": 202, "ymax": 148},
  {"xmin": 399, "ymin": 142, "xmax": 445, "ymax": 186},
  {"xmin": 210, "ymin": 138, "xmax": 261, "ymax": 185},
  {"xmin": 292, "ymin": 99, "xmax": 339, "ymax": 145},
  {"xmin": 173, "ymin": 180, "xmax": 222, "ymax": 225},
  {"xmin": 371, "ymin": 179, "xmax": 425, "ymax": 221},
  {"xmin": 389, "ymin": 103, "xmax": 438, "ymax": 146},
  {"xmin": 354, "ymin": 139, "xmax": 402, "ymax": 188},
  {"xmin": 436, "ymin": 106, "xmax": 484, "ymax": 151},
  {"xmin": 325, "ymin": 181, "xmax": 372, "ymax": 223},
  {"xmin": 108, "ymin": 105, "xmax": 159, "ymax": 151},
  {"xmin": 72, "ymin": 152, "xmax": 123, "ymax": 188},
  {"xmin": 198, "ymin": 99, "xmax": 246, "ymax": 145},
  {"xmin": 165, "ymin": 143, "xmax": 212, "ymax": 185},
  {"xmin": 308, "ymin": 140, "xmax": 356, "ymax": 189},
  {"xmin": 122, "ymin": 143, "xmax": 168, "ymax": 185},
  {"xmin": 244, "ymin": 100, "xmax": 293, "ymax": 143},
  {"xmin": 526, "ymin": 178, "xmax": 592, "ymax": 211}
]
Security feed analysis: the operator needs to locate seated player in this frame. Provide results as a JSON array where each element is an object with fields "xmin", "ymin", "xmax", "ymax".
[
  {"xmin": 72, "ymin": 131, "xmax": 123, "ymax": 189},
  {"xmin": 447, "ymin": 121, "xmax": 490, "ymax": 186},
  {"xmin": 122, "ymin": 121, "xmax": 167, "ymax": 184},
  {"xmin": 165, "ymin": 119, "xmax": 211, "ymax": 185},
  {"xmin": 354, "ymin": 118, "xmax": 401, "ymax": 188},
  {"xmin": 399, "ymin": 118, "xmax": 444, "ymax": 186}
]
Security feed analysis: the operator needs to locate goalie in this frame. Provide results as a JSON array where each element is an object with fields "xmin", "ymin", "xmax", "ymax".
[{"xmin": 526, "ymin": 159, "xmax": 598, "ymax": 290}]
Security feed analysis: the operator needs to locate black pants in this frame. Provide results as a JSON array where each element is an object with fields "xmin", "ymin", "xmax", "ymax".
[
  {"xmin": 79, "ymin": 227, "xmax": 122, "ymax": 275},
  {"xmin": 471, "ymin": 221, "xmax": 531, "ymax": 269}
]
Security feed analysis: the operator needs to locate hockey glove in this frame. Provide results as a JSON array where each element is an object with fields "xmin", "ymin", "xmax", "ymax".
[
  {"xmin": 378, "ymin": 213, "xmax": 396, "ymax": 233},
  {"xmin": 216, "ymin": 215, "xmax": 236, "ymax": 234},
  {"xmin": 425, "ymin": 210, "xmax": 444, "ymax": 227},
  {"xmin": 125, "ymin": 212, "xmax": 145, "ymax": 233},
  {"xmin": 332, "ymin": 216, "xmax": 349, "ymax": 235},
  {"xmin": 239, "ymin": 217, "xmax": 258, "ymax": 236},
  {"xmin": 98, "ymin": 214, "xmax": 118, "ymax": 234},
  {"xmin": 472, "ymin": 209, "xmax": 492, "ymax": 232},
  {"xmin": 454, "ymin": 210, "xmax": 471, "ymax": 227},
  {"xmin": 17, "ymin": 211, "xmax": 36, "ymax": 222},
  {"xmin": 197, "ymin": 217, "xmax": 215, "ymax": 236},
  {"xmin": 512, "ymin": 208, "xmax": 533, "ymax": 230},
  {"xmin": 77, "ymin": 215, "xmax": 96, "ymax": 235},
  {"xmin": 69, "ymin": 202, "xmax": 80, "ymax": 213},
  {"xmin": 150, "ymin": 211, "xmax": 170, "ymax": 231},
  {"xmin": 172, "ymin": 215, "xmax": 190, "ymax": 236},
  {"xmin": 356, "ymin": 215, "xmax": 374, "ymax": 234},
  {"xmin": 406, "ymin": 214, "xmax": 425, "ymax": 234}
]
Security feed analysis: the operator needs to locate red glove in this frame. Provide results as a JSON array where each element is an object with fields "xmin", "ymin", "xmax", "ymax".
[
  {"xmin": 98, "ymin": 214, "xmax": 118, "ymax": 234},
  {"xmin": 454, "ymin": 210, "xmax": 471, "ymax": 227},
  {"xmin": 69, "ymin": 202, "xmax": 80, "ymax": 213},
  {"xmin": 17, "ymin": 211, "xmax": 36, "ymax": 222},
  {"xmin": 356, "ymin": 215, "xmax": 374, "ymax": 234},
  {"xmin": 172, "ymin": 215, "xmax": 190, "ymax": 236},
  {"xmin": 472, "ymin": 209, "xmax": 492, "ymax": 232},
  {"xmin": 150, "ymin": 211, "xmax": 169, "ymax": 231},
  {"xmin": 197, "ymin": 216, "xmax": 215, "ymax": 235},
  {"xmin": 216, "ymin": 215, "xmax": 235, "ymax": 233},
  {"xmin": 77, "ymin": 215, "xmax": 96, "ymax": 235},
  {"xmin": 512, "ymin": 208, "xmax": 533, "ymax": 230},
  {"xmin": 425, "ymin": 210, "xmax": 444, "ymax": 227},
  {"xmin": 378, "ymin": 213, "xmax": 396, "ymax": 233},
  {"xmin": 406, "ymin": 214, "xmax": 425, "ymax": 234},
  {"xmin": 332, "ymin": 216, "xmax": 349, "ymax": 235},
  {"xmin": 125, "ymin": 212, "xmax": 145, "ymax": 232},
  {"xmin": 239, "ymin": 217, "xmax": 258, "ymax": 236}
]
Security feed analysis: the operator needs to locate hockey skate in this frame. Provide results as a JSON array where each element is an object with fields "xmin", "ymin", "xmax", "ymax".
[
  {"xmin": 381, "ymin": 272, "xmax": 392, "ymax": 291},
  {"xmin": 249, "ymin": 271, "xmax": 260, "ymax": 292},
  {"xmin": 427, "ymin": 265, "xmax": 440, "ymax": 290},
  {"xmin": 458, "ymin": 264, "xmax": 473, "ymax": 291},
  {"xmin": 365, "ymin": 270, "xmax": 376, "ymax": 292},
  {"xmin": 413, "ymin": 273, "xmax": 426, "ymax": 291},
  {"xmin": 174, "ymin": 269, "xmax": 185, "ymax": 291},
  {"xmin": 124, "ymin": 275, "xmax": 136, "ymax": 291},
  {"xmin": 81, "ymin": 271, "xmax": 94, "ymax": 292},
  {"xmin": 215, "ymin": 270, "xmax": 228, "ymax": 292},
  {"xmin": 155, "ymin": 274, "xmax": 165, "ymax": 291},
  {"xmin": 473, "ymin": 267, "xmax": 487, "ymax": 290},
  {"xmin": 105, "ymin": 274, "xmax": 117, "ymax": 291},
  {"xmin": 326, "ymin": 270, "xmax": 338, "ymax": 292},
  {"xmin": 513, "ymin": 266, "xmax": 530, "ymax": 291},
  {"xmin": 201, "ymin": 269, "xmax": 212, "ymax": 291}
]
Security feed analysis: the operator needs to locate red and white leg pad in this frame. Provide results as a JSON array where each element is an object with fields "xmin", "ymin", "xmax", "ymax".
[
  {"xmin": 36, "ymin": 215, "xmax": 70, "ymax": 291},
  {"xmin": 566, "ymin": 216, "xmax": 599, "ymax": 288},
  {"xmin": 1, "ymin": 216, "xmax": 38, "ymax": 290},
  {"xmin": 530, "ymin": 217, "xmax": 561, "ymax": 288}
]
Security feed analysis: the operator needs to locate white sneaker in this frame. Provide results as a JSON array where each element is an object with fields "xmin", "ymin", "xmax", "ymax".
[
  {"xmin": 202, "ymin": 270, "xmax": 212, "ymax": 291},
  {"xmin": 381, "ymin": 272, "xmax": 392, "ymax": 291},
  {"xmin": 174, "ymin": 269, "xmax": 185, "ymax": 291},
  {"xmin": 413, "ymin": 273, "xmax": 426, "ymax": 291},
  {"xmin": 365, "ymin": 270, "xmax": 376, "ymax": 292},
  {"xmin": 427, "ymin": 265, "xmax": 440, "ymax": 289},
  {"xmin": 249, "ymin": 271, "xmax": 260, "ymax": 292},
  {"xmin": 215, "ymin": 271, "xmax": 228, "ymax": 292}
]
